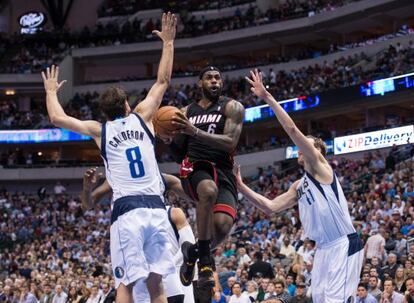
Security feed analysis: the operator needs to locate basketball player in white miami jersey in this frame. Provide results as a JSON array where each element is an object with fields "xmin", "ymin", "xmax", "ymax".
[
  {"xmin": 41, "ymin": 13, "xmax": 178, "ymax": 303},
  {"xmin": 82, "ymin": 169, "xmax": 196, "ymax": 303},
  {"xmin": 237, "ymin": 69, "xmax": 364, "ymax": 302}
]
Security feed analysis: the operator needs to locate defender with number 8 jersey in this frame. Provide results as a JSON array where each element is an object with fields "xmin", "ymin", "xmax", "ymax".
[{"xmin": 101, "ymin": 112, "xmax": 175, "ymax": 289}]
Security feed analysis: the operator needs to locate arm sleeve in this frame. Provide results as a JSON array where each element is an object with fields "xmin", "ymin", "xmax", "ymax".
[{"xmin": 172, "ymin": 225, "xmax": 196, "ymax": 265}]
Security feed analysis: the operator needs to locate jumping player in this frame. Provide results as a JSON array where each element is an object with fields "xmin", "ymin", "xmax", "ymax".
[
  {"xmin": 82, "ymin": 169, "xmax": 196, "ymax": 303},
  {"xmin": 170, "ymin": 66, "xmax": 245, "ymax": 293},
  {"xmin": 237, "ymin": 69, "xmax": 364, "ymax": 302},
  {"xmin": 41, "ymin": 12, "xmax": 177, "ymax": 303}
]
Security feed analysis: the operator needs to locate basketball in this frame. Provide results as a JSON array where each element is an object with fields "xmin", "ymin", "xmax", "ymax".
[{"xmin": 153, "ymin": 106, "xmax": 182, "ymax": 138}]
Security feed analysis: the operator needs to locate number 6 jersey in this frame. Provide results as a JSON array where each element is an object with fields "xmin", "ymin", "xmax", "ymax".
[
  {"xmin": 185, "ymin": 96, "xmax": 234, "ymax": 169},
  {"xmin": 101, "ymin": 113, "xmax": 165, "ymax": 202}
]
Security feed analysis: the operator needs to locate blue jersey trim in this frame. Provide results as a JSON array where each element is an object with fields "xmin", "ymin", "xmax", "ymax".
[
  {"xmin": 132, "ymin": 112, "xmax": 155, "ymax": 145},
  {"xmin": 101, "ymin": 122, "xmax": 108, "ymax": 163},
  {"xmin": 331, "ymin": 173, "xmax": 340, "ymax": 203},
  {"xmin": 111, "ymin": 195, "xmax": 165, "ymax": 224},
  {"xmin": 347, "ymin": 233, "xmax": 364, "ymax": 256},
  {"xmin": 167, "ymin": 207, "xmax": 180, "ymax": 241},
  {"xmin": 305, "ymin": 171, "xmax": 327, "ymax": 200}
]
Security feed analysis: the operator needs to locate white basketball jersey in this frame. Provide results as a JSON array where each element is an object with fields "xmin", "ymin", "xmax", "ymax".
[
  {"xmin": 101, "ymin": 113, "xmax": 165, "ymax": 202},
  {"xmin": 297, "ymin": 171, "xmax": 355, "ymax": 245},
  {"xmin": 166, "ymin": 206, "xmax": 181, "ymax": 266}
]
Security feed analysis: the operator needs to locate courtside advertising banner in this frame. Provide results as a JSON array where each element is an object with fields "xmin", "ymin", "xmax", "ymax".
[{"xmin": 334, "ymin": 125, "xmax": 414, "ymax": 155}]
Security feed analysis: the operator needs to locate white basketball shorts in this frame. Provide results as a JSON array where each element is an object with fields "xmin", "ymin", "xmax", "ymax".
[
  {"xmin": 110, "ymin": 195, "xmax": 175, "ymax": 289},
  {"xmin": 311, "ymin": 233, "xmax": 364, "ymax": 303}
]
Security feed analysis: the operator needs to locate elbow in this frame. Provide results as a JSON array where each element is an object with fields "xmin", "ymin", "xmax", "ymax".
[
  {"xmin": 157, "ymin": 76, "xmax": 170, "ymax": 86},
  {"xmin": 49, "ymin": 115, "xmax": 65, "ymax": 127}
]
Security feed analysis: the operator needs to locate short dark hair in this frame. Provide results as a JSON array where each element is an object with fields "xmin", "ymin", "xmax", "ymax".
[
  {"xmin": 100, "ymin": 86, "xmax": 127, "ymax": 120},
  {"xmin": 357, "ymin": 283, "xmax": 368, "ymax": 290},
  {"xmin": 231, "ymin": 282, "xmax": 241, "ymax": 290},
  {"xmin": 384, "ymin": 278, "xmax": 395, "ymax": 286},
  {"xmin": 274, "ymin": 280, "xmax": 285, "ymax": 288},
  {"xmin": 255, "ymin": 252, "xmax": 263, "ymax": 260},
  {"xmin": 406, "ymin": 276, "xmax": 414, "ymax": 285},
  {"xmin": 306, "ymin": 135, "xmax": 327, "ymax": 156}
]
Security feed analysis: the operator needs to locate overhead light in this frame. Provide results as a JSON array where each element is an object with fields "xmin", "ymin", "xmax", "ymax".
[
  {"xmin": 37, "ymin": 152, "xmax": 42, "ymax": 156},
  {"xmin": 5, "ymin": 89, "xmax": 15, "ymax": 95}
]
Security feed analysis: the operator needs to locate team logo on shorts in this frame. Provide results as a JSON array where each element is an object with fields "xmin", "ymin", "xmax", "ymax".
[
  {"xmin": 114, "ymin": 266, "xmax": 124, "ymax": 279},
  {"xmin": 347, "ymin": 296, "xmax": 354, "ymax": 303}
]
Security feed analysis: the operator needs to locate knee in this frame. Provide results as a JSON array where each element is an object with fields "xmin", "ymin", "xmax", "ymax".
[{"xmin": 197, "ymin": 181, "xmax": 218, "ymax": 204}]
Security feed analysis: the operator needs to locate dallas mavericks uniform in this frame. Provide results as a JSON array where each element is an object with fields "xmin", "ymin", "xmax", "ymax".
[
  {"xmin": 297, "ymin": 171, "xmax": 364, "ymax": 302},
  {"xmin": 134, "ymin": 206, "xmax": 195, "ymax": 303},
  {"xmin": 101, "ymin": 112, "xmax": 175, "ymax": 290}
]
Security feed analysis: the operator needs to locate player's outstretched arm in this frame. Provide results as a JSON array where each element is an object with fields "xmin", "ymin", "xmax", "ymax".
[
  {"xmin": 134, "ymin": 12, "xmax": 177, "ymax": 123},
  {"xmin": 42, "ymin": 65, "xmax": 101, "ymax": 141},
  {"xmin": 246, "ymin": 69, "xmax": 322, "ymax": 164},
  {"xmin": 81, "ymin": 168, "xmax": 109, "ymax": 211},
  {"xmin": 235, "ymin": 165, "xmax": 298, "ymax": 214},
  {"xmin": 172, "ymin": 99, "xmax": 245, "ymax": 152}
]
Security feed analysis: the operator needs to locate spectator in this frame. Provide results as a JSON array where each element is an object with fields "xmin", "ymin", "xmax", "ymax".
[
  {"xmin": 52, "ymin": 285, "xmax": 67, "ymax": 303},
  {"xmin": 286, "ymin": 275, "xmax": 296, "ymax": 297},
  {"xmin": 223, "ymin": 276, "xmax": 237, "ymax": 298},
  {"xmin": 67, "ymin": 287, "xmax": 81, "ymax": 303},
  {"xmin": 267, "ymin": 280, "xmax": 291, "ymax": 302},
  {"xmin": 39, "ymin": 283, "xmax": 54, "ymax": 303},
  {"xmin": 280, "ymin": 237, "xmax": 296, "ymax": 259},
  {"xmin": 290, "ymin": 282, "xmax": 311, "ymax": 303},
  {"xmin": 54, "ymin": 182, "xmax": 66, "ymax": 195},
  {"xmin": 405, "ymin": 277, "xmax": 414, "ymax": 303},
  {"xmin": 243, "ymin": 280, "xmax": 259, "ymax": 301},
  {"xmin": 380, "ymin": 279, "xmax": 403, "ymax": 303},
  {"xmin": 365, "ymin": 229, "xmax": 385, "ymax": 263},
  {"xmin": 237, "ymin": 247, "xmax": 252, "ymax": 268},
  {"xmin": 368, "ymin": 276, "xmax": 382, "ymax": 301},
  {"xmin": 85, "ymin": 285, "xmax": 101, "ymax": 303},
  {"xmin": 229, "ymin": 282, "xmax": 250, "ymax": 303},
  {"xmin": 212, "ymin": 291, "xmax": 226, "ymax": 303},
  {"xmin": 19, "ymin": 283, "xmax": 37, "ymax": 303},
  {"xmin": 248, "ymin": 252, "xmax": 275, "ymax": 280},
  {"xmin": 98, "ymin": 283, "xmax": 114, "ymax": 303},
  {"xmin": 356, "ymin": 283, "xmax": 377, "ymax": 303},
  {"xmin": 382, "ymin": 253, "xmax": 398, "ymax": 279}
]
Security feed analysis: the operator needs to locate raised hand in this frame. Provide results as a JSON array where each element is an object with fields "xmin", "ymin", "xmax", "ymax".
[
  {"xmin": 41, "ymin": 65, "xmax": 66, "ymax": 93},
  {"xmin": 152, "ymin": 12, "xmax": 177, "ymax": 43},
  {"xmin": 83, "ymin": 167, "xmax": 102, "ymax": 190},
  {"xmin": 245, "ymin": 68, "xmax": 269, "ymax": 100},
  {"xmin": 234, "ymin": 165, "xmax": 244, "ymax": 188}
]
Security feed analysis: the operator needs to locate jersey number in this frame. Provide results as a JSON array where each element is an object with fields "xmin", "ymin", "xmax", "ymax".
[
  {"xmin": 207, "ymin": 124, "xmax": 216, "ymax": 134},
  {"xmin": 126, "ymin": 147, "xmax": 145, "ymax": 178}
]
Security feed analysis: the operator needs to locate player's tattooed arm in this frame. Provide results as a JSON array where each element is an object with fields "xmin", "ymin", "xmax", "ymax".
[
  {"xmin": 134, "ymin": 12, "xmax": 177, "ymax": 123},
  {"xmin": 172, "ymin": 100, "xmax": 245, "ymax": 153},
  {"xmin": 41, "ymin": 65, "xmax": 101, "ymax": 143},
  {"xmin": 235, "ymin": 165, "xmax": 298, "ymax": 214}
]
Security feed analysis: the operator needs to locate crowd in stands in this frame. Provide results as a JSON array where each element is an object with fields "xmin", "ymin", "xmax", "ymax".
[
  {"xmin": 0, "ymin": 0, "xmax": 362, "ymax": 74},
  {"xmin": 1, "ymin": 143, "xmax": 414, "ymax": 302},
  {"xmin": 2, "ymin": 38, "xmax": 414, "ymax": 132},
  {"xmin": 98, "ymin": 0, "xmax": 255, "ymax": 17}
]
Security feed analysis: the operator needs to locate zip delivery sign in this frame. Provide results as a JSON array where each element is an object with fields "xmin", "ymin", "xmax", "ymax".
[{"xmin": 334, "ymin": 125, "xmax": 413, "ymax": 155}]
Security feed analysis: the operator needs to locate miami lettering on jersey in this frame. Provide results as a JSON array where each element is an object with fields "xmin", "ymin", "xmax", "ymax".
[
  {"xmin": 188, "ymin": 114, "xmax": 222, "ymax": 125},
  {"xmin": 109, "ymin": 130, "xmax": 145, "ymax": 148}
]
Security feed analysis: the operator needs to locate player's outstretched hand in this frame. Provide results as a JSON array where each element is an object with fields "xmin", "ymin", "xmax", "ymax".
[
  {"xmin": 234, "ymin": 165, "xmax": 244, "ymax": 188},
  {"xmin": 245, "ymin": 68, "xmax": 269, "ymax": 100},
  {"xmin": 171, "ymin": 111, "xmax": 198, "ymax": 137},
  {"xmin": 41, "ymin": 65, "xmax": 67, "ymax": 93},
  {"xmin": 152, "ymin": 12, "xmax": 177, "ymax": 43},
  {"xmin": 83, "ymin": 167, "xmax": 102, "ymax": 190}
]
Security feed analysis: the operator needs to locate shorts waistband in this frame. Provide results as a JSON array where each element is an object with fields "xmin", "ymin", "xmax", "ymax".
[
  {"xmin": 111, "ymin": 195, "xmax": 165, "ymax": 224},
  {"xmin": 318, "ymin": 232, "xmax": 359, "ymax": 249}
]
